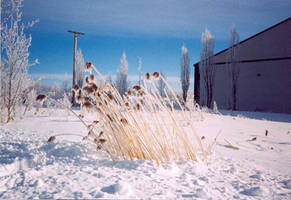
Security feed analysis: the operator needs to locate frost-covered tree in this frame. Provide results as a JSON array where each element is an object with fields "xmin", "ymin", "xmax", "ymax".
[
  {"xmin": 115, "ymin": 52, "xmax": 128, "ymax": 96},
  {"xmin": 180, "ymin": 44, "xmax": 190, "ymax": 104},
  {"xmin": 76, "ymin": 48, "xmax": 85, "ymax": 88},
  {"xmin": 157, "ymin": 72, "xmax": 166, "ymax": 97},
  {"xmin": 0, "ymin": 0, "xmax": 38, "ymax": 122},
  {"xmin": 138, "ymin": 57, "xmax": 142, "ymax": 86},
  {"xmin": 227, "ymin": 25, "xmax": 240, "ymax": 110},
  {"xmin": 200, "ymin": 28, "xmax": 215, "ymax": 108}
]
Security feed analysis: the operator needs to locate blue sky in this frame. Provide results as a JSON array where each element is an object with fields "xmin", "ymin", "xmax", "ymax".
[{"xmin": 21, "ymin": 0, "xmax": 291, "ymax": 90}]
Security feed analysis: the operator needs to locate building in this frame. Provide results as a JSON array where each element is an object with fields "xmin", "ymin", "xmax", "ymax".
[{"xmin": 194, "ymin": 17, "xmax": 291, "ymax": 114}]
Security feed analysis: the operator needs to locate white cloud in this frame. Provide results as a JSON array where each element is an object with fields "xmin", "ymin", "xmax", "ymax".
[{"xmin": 30, "ymin": 73, "xmax": 72, "ymax": 81}]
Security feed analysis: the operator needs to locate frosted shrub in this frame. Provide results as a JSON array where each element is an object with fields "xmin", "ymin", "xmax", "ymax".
[
  {"xmin": 62, "ymin": 93, "xmax": 72, "ymax": 119},
  {"xmin": 213, "ymin": 101, "xmax": 220, "ymax": 114},
  {"xmin": 34, "ymin": 94, "xmax": 47, "ymax": 115},
  {"xmin": 22, "ymin": 89, "xmax": 37, "ymax": 117},
  {"xmin": 49, "ymin": 62, "xmax": 211, "ymax": 165}
]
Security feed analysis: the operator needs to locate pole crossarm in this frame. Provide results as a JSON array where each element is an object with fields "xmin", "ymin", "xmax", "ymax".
[{"xmin": 67, "ymin": 30, "xmax": 85, "ymax": 35}]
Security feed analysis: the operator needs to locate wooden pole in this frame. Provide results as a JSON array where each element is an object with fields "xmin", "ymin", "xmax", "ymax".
[
  {"xmin": 72, "ymin": 33, "xmax": 77, "ymax": 105},
  {"xmin": 67, "ymin": 30, "xmax": 85, "ymax": 106}
]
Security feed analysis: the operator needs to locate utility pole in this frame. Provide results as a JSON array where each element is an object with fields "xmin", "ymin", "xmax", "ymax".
[{"xmin": 67, "ymin": 30, "xmax": 85, "ymax": 106}]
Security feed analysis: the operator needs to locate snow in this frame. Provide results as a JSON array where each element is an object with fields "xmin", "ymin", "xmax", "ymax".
[{"xmin": 1, "ymin": 109, "xmax": 291, "ymax": 199}]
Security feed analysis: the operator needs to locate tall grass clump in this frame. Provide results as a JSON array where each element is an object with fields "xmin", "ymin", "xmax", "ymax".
[{"xmin": 51, "ymin": 62, "xmax": 211, "ymax": 165}]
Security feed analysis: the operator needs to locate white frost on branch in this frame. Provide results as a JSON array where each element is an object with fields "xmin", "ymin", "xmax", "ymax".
[
  {"xmin": 119, "ymin": 51, "xmax": 128, "ymax": 75},
  {"xmin": 0, "ymin": 0, "xmax": 38, "ymax": 122},
  {"xmin": 227, "ymin": 25, "xmax": 240, "ymax": 110},
  {"xmin": 180, "ymin": 44, "xmax": 190, "ymax": 103},
  {"xmin": 138, "ymin": 57, "xmax": 142, "ymax": 86},
  {"xmin": 200, "ymin": 28, "xmax": 215, "ymax": 108},
  {"xmin": 76, "ymin": 48, "xmax": 85, "ymax": 88},
  {"xmin": 115, "ymin": 51, "xmax": 128, "ymax": 95}
]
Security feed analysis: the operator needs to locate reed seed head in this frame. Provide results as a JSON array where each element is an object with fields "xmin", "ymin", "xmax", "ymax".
[
  {"xmin": 120, "ymin": 118, "xmax": 128, "ymax": 124},
  {"xmin": 88, "ymin": 130, "xmax": 94, "ymax": 137},
  {"xmin": 133, "ymin": 85, "xmax": 141, "ymax": 91},
  {"xmin": 90, "ymin": 74, "xmax": 95, "ymax": 81},
  {"xmin": 99, "ymin": 138, "xmax": 107, "ymax": 144},
  {"xmin": 87, "ymin": 124, "xmax": 93, "ymax": 130},
  {"xmin": 83, "ymin": 101, "xmax": 93, "ymax": 111},
  {"xmin": 152, "ymin": 72, "xmax": 160, "ymax": 79},
  {"xmin": 82, "ymin": 136, "xmax": 88, "ymax": 140},
  {"xmin": 76, "ymin": 96, "xmax": 83, "ymax": 104},
  {"xmin": 83, "ymin": 86, "xmax": 95, "ymax": 94},
  {"xmin": 136, "ymin": 103, "xmax": 141, "ymax": 111},
  {"xmin": 145, "ymin": 72, "xmax": 151, "ymax": 80},
  {"xmin": 107, "ymin": 93, "xmax": 113, "ymax": 101},
  {"xmin": 48, "ymin": 136, "xmax": 56, "ymax": 143},
  {"xmin": 138, "ymin": 91, "xmax": 145, "ymax": 97},
  {"xmin": 99, "ymin": 131, "xmax": 104, "ymax": 137},
  {"xmin": 78, "ymin": 114, "xmax": 84, "ymax": 118},
  {"xmin": 85, "ymin": 61, "xmax": 93, "ymax": 72},
  {"xmin": 90, "ymin": 83, "xmax": 98, "ymax": 91},
  {"xmin": 36, "ymin": 94, "xmax": 46, "ymax": 102},
  {"xmin": 93, "ymin": 120, "xmax": 99, "ymax": 124},
  {"xmin": 126, "ymin": 90, "xmax": 132, "ymax": 96},
  {"xmin": 85, "ymin": 76, "xmax": 90, "ymax": 84}
]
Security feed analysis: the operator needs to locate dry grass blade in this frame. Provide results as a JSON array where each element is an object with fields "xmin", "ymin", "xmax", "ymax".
[{"xmin": 224, "ymin": 138, "xmax": 239, "ymax": 150}]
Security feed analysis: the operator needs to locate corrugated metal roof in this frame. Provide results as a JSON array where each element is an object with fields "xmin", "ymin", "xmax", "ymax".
[{"xmin": 193, "ymin": 17, "xmax": 291, "ymax": 66}]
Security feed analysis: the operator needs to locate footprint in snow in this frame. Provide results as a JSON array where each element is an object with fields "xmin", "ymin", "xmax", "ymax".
[
  {"xmin": 281, "ymin": 179, "xmax": 291, "ymax": 189},
  {"xmin": 101, "ymin": 182, "xmax": 133, "ymax": 196},
  {"xmin": 240, "ymin": 186, "xmax": 269, "ymax": 197}
]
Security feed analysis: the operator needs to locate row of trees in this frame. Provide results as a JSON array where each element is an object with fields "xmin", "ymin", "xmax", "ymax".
[
  {"xmin": 114, "ymin": 49, "xmax": 191, "ymax": 105},
  {"xmin": 199, "ymin": 26, "xmax": 240, "ymax": 110},
  {"xmin": 112, "ymin": 26, "xmax": 240, "ymax": 110}
]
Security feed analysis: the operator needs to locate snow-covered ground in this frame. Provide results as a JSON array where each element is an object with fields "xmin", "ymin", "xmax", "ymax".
[{"xmin": 1, "ymin": 109, "xmax": 291, "ymax": 199}]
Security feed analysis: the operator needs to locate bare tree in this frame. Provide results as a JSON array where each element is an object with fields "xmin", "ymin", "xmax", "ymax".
[
  {"xmin": 0, "ymin": 0, "xmax": 38, "ymax": 122},
  {"xmin": 180, "ymin": 44, "xmax": 190, "ymax": 104},
  {"xmin": 76, "ymin": 48, "xmax": 85, "ymax": 88},
  {"xmin": 227, "ymin": 25, "xmax": 240, "ymax": 110},
  {"xmin": 200, "ymin": 28, "xmax": 215, "ymax": 108},
  {"xmin": 115, "ymin": 51, "xmax": 128, "ymax": 96}
]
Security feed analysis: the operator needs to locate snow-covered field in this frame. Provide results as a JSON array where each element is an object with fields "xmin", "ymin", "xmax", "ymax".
[{"xmin": 1, "ymin": 109, "xmax": 291, "ymax": 199}]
